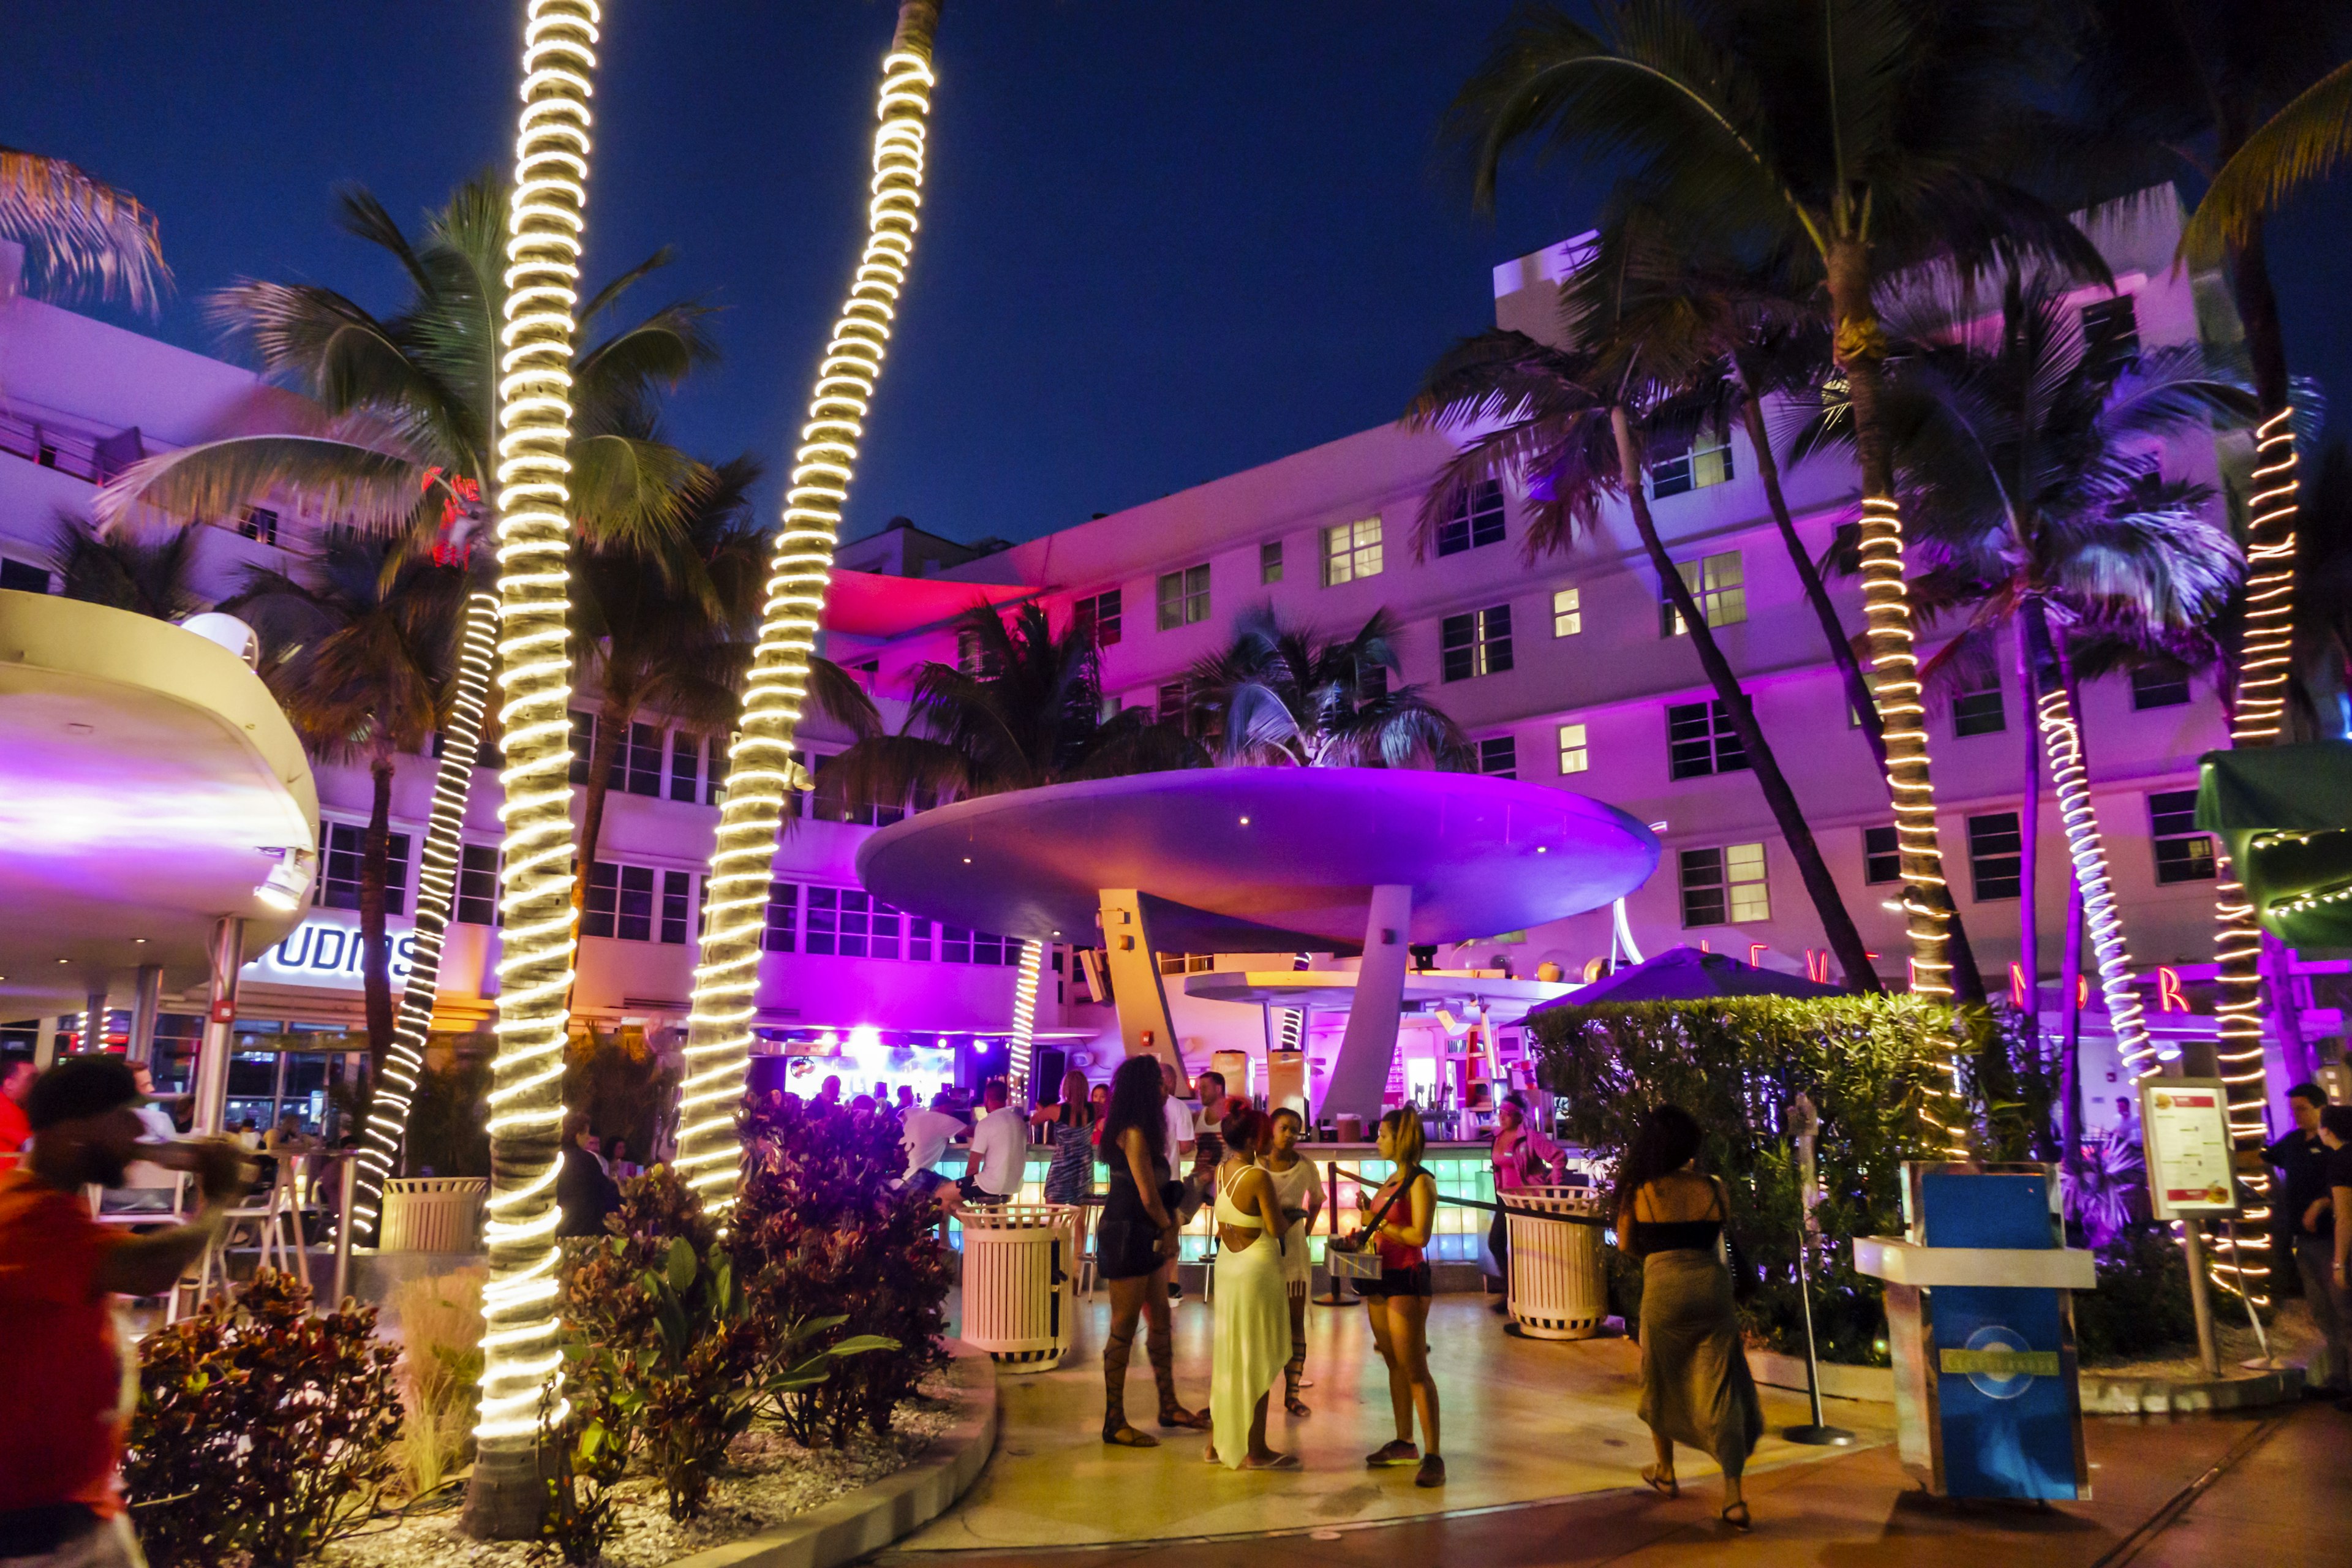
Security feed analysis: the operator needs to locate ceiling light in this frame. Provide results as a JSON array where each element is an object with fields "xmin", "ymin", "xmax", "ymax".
[
  {"xmin": 1239, "ymin": 816, "xmax": 1251, "ymax": 825},
  {"xmin": 254, "ymin": 848, "xmax": 316, "ymax": 913}
]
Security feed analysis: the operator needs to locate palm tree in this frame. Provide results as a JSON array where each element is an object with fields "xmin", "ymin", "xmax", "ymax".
[
  {"xmin": 225, "ymin": 529, "xmax": 464, "ymax": 1079},
  {"xmin": 1450, "ymin": 0, "xmax": 2105, "ymax": 1003},
  {"xmin": 1188, "ymin": 606, "xmax": 1470, "ymax": 768},
  {"xmin": 0, "ymin": 147, "xmax": 167, "ymax": 309},
  {"xmin": 1405, "ymin": 318, "xmax": 1885, "ymax": 997},
  {"xmin": 1802, "ymin": 266, "xmax": 2253, "ymax": 1138},
  {"xmin": 47, "ymin": 514, "xmax": 203, "ymax": 619},
  {"xmin": 2180, "ymin": 56, "xmax": 2352, "ymax": 266}
]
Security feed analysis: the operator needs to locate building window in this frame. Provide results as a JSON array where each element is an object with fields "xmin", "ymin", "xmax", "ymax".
[
  {"xmin": 1259, "ymin": 541, "xmax": 1284, "ymax": 585},
  {"xmin": 1434, "ymin": 481, "xmax": 1506, "ymax": 557},
  {"xmin": 1551, "ymin": 586, "xmax": 1582, "ymax": 638},
  {"xmin": 1863, "ymin": 825, "xmax": 1902, "ymax": 885},
  {"xmin": 2081, "ymin": 295, "xmax": 2140, "ymax": 371},
  {"xmin": 1966, "ymin": 812, "xmax": 2022, "ymax": 901},
  {"xmin": 568, "ymin": 709, "xmax": 595, "ymax": 785},
  {"xmin": 1074, "ymin": 589, "xmax": 1123, "ymax": 647},
  {"xmin": 320, "ymin": 822, "xmax": 410, "ymax": 916},
  {"xmin": 1952, "ymin": 676, "xmax": 2006, "ymax": 737},
  {"xmin": 238, "ymin": 507, "xmax": 279, "ymax": 546},
  {"xmin": 2149, "ymin": 790, "xmax": 2217, "ymax": 884},
  {"xmin": 1354, "ymin": 658, "xmax": 1387, "ymax": 703},
  {"xmin": 1660, "ymin": 551, "xmax": 1744, "ymax": 636},
  {"xmin": 1477, "ymin": 737, "xmax": 1517, "ymax": 778},
  {"xmin": 1321, "ymin": 519, "xmax": 1382, "ymax": 586},
  {"xmin": 584, "ymin": 862, "xmax": 662, "ymax": 942},
  {"xmin": 956, "ymin": 627, "xmax": 984, "ymax": 676},
  {"xmin": 456, "ymin": 844, "xmax": 501, "ymax": 925},
  {"xmin": 1158, "ymin": 952, "xmax": 1217, "ymax": 976},
  {"xmin": 669, "ymin": 732, "xmax": 702, "ymax": 802},
  {"xmin": 1440, "ymin": 605, "xmax": 1513, "ymax": 682},
  {"xmin": 0, "ymin": 558, "xmax": 51, "ymax": 593},
  {"xmin": 660, "ymin": 869, "xmax": 691, "ymax": 946},
  {"xmin": 907, "ymin": 915, "xmax": 933, "ymax": 962},
  {"xmin": 1156, "ymin": 679, "xmax": 1206, "ymax": 736},
  {"xmin": 2132, "ymin": 667, "xmax": 2190, "ymax": 709},
  {"xmin": 1848, "ymin": 669, "xmax": 1885, "ymax": 729},
  {"xmin": 1156, "ymin": 564, "xmax": 1211, "ymax": 629},
  {"xmin": 1680, "ymin": 843, "xmax": 1768, "ymax": 926},
  {"xmin": 1666, "ymin": 699, "xmax": 1747, "ymax": 780},
  {"xmin": 616, "ymin": 720, "xmax": 664, "ymax": 795},
  {"xmin": 1650, "ymin": 439, "xmax": 1735, "ymax": 499},
  {"xmin": 940, "ymin": 926, "xmax": 1019, "ymax": 966},
  {"xmin": 763, "ymin": 881, "xmax": 798, "ymax": 952},
  {"xmin": 1557, "ymin": 722, "xmax": 1589, "ymax": 775},
  {"xmin": 707, "ymin": 734, "xmax": 727, "ymax": 806}
]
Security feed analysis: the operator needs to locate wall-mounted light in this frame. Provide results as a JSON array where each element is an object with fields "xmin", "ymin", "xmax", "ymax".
[{"xmin": 254, "ymin": 848, "xmax": 315, "ymax": 913}]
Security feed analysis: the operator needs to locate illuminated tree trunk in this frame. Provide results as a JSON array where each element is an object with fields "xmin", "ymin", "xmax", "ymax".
[
  {"xmin": 463, "ymin": 0, "xmax": 601, "ymax": 1537},
  {"xmin": 674, "ymin": 0, "xmax": 944, "ymax": 1205},
  {"xmin": 353, "ymin": 589, "xmax": 497, "ymax": 1239}
]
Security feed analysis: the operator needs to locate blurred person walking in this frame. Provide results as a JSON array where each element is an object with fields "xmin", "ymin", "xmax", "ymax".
[
  {"xmin": 1262, "ymin": 1106, "xmax": 1324, "ymax": 1414},
  {"xmin": 1356, "ymin": 1106, "xmax": 1443, "ymax": 1487},
  {"xmin": 1615, "ymin": 1103, "xmax": 1762, "ymax": 1532},
  {"xmin": 1205, "ymin": 1106, "xmax": 1297, "ymax": 1470},
  {"xmin": 1487, "ymin": 1093, "xmax": 1562, "ymax": 1312},
  {"xmin": 0, "ymin": 1056, "xmax": 251, "ymax": 1566},
  {"xmin": 0, "ymin": 1054, "xmax": 36, "ymax": 1172},
  {"xmin": 1096, "ymin": 1055, "xmax": 1207, "ymax": 1446}
]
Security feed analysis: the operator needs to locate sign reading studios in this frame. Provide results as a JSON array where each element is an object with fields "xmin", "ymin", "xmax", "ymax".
[{"xmin": 245, "ymin": 914, "xmax": 418, "ymax": 991}]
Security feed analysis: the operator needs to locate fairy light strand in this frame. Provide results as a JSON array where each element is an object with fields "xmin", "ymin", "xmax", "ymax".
[
  {"xmin": 474, "ymin": 0, "xmax": 599, "ymax": 1449},
  {"xmin": 674, "ymin": 2, "xmax": 941, "ymax": 1205},
  {"xmin": 2035, "ymin": 686, "xmax": 2157, "ymax": 1076},
  {"xmin": 352, "ymin": 590, "xmax": 499, "ymax": 1238}
]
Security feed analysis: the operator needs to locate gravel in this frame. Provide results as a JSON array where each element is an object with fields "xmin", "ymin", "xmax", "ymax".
[{"xmin": 323, "ymin": 1378, "xmax": 959, "ymax": 1568}]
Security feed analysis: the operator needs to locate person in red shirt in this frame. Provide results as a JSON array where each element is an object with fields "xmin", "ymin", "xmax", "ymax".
[
  {"xmin": 0, "ymin": 1054, "xmax": 35, "ymax": 1171},
  {"xmin": 0, "ymin": 1055, "xmax": 249, "ymax": 1565}
]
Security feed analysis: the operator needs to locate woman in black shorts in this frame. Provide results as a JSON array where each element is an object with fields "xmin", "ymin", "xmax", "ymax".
[
  {"xmin": 1096, "ymin": 1055, "xmax": 1208, "ymax": 1446},
  {"xmin": 1355, "ymin": 1105, "xmax": 1442, "ymax": 1487}
]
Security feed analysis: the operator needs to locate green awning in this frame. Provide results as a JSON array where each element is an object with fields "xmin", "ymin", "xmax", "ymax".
[{"xmin": 2195, "ymin": 742, "xmax": 2352, "ymax": 946}]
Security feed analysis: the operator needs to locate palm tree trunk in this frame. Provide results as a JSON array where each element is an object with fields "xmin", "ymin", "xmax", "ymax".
[
  {"xmin": 1608, "ymin": 405, "xmax": 1880, "ymax": 993},
  {"xmin": 359, "ymin": 753, "xmax": 398, "ymax": 1080},
  {"xmin": 674, "ymin": 0, "xmax": 946, "ymax": 1203},
  {"xmin": 2016, "ymin": 620, "xmax": 2042, "ymax": 1025},
  {"xmin": 353, "ymin": 590, "xmax": 498, "ymax": 1240},
  {"xmin": 2060, "ymin": 870, "xmax": 2085, "ymax": 1152},
  {"xmin": 1827, "ymin": 236, "xmax": 1964, "ymax": 1005}
]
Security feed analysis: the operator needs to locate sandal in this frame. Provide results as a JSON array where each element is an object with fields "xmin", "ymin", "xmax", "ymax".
[
  {"xmin": 1102, "ymin": 1420, "xmax": 1159, "ymax": 1448},
  {"xmin": 1365, "ymin": 1439, "xmax": 1420, "ymax": 1468},
  {"xmin": 1242, "ymin": 1451, "xmax": 1302, "ymax": 1471},
  {"xmin": 1158, "ymin": 1406, "xmax": 1211, "ymax": 1431},
  {"xmin": 1640, "ymin": 1465, "xmax": 1678, "ymax": 1498},
  {"xmin": 1721, "ymin": 1502, "xmax": 1751, "ymax": 1532},
  {"xmin": 1284, "ymin": 1392, "xmax": 1312, "ymax": 1417}
]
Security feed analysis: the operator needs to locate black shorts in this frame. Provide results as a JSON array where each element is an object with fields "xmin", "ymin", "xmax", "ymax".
[
  {"xmin": 1095, "ymin": 1216, "xmax": 1167, "ymax": 1281},
  {"xmin": 1354, "ymin": 1261, "xmax": 1434, "ymax": 1298}
]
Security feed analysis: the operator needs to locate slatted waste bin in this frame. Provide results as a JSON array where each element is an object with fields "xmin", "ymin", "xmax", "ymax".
[
  {"xmin": 379, "ymin": 1177, "xmax": 487, "ymax": 1252},
  {"xmin": 959, "ymin": 1203, "xmax": 1079, "ymax": 1371},
  {"xmin": 1506, "ymin": 1185, "xmax": 1608, "ymax": 1340}
]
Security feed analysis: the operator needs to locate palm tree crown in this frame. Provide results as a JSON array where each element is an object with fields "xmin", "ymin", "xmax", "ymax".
[{"xmin": 1189, "ymin": 606, "xmax": 1470, "ymax": 769}]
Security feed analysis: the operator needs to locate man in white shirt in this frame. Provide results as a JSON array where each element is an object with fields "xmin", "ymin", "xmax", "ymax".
[
  {"xmin": 902, "ymin": 1095, "xmax": 967, "ymax": 1185},
  {"xmin": 1159, "ymin": 1058, "xmax": 1196, "ymax": 1164},
  {"xmin": 962, "ymin": 1078, "xmax": 1029, "ymax": 1207}
]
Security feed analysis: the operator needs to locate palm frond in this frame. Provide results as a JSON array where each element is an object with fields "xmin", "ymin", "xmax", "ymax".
[
  {"xmin": 0, "ymin": 147, "xmax": 168, "ymax": 311},
  {"xmin": 2181, "ymin": 58, "xmax": 2352, "ymax": 262},
  {"xmin": 93, "ymin": 435, "xmax": 429, "ymax": 537}
]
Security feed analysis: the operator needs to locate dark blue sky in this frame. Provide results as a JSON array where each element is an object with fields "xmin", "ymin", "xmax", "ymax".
[{"xmin": 14, "ymin": 3, "xmax": 2352, "ymax": 548}]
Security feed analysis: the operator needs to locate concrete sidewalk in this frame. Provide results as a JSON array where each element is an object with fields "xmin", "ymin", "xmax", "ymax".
[{"xmin": 871, "ymin": 1403, "xmax": 2346, "ymax": 1567}]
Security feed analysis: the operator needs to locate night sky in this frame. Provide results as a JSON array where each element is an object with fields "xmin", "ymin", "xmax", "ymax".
[{"xmin": 13, "ymin": 3, "xmax": 2352, "ymax": 549}]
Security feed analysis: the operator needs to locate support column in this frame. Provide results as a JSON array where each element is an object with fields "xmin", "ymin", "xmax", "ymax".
[
  {"xmin": 1319, "ymin": 884, "xmax": 1412, "ymax": 1123},
  {"xmin": 1096, "ymin": 890, "xmax": 1180, "ymax": 1069},
  {"xmin": 127, "ymin": 965, "xmax": 164, "ymax": 1067},
  {"xmin": 192, "ymin": 916, "xmax": 246, "ymax": 1136},
  {"xmin": 32, "ymin": 1019, "xmax": 60, "ymax": 1069},
  {"xmin": 82, "ymin": 987, "xmax": 107, "ymax": 1055}
]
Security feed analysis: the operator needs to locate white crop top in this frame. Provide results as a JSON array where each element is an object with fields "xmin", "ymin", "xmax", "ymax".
[{"xmin": 1215, "ymin": 1164, "xmax": 1265, "ymax": 1227}]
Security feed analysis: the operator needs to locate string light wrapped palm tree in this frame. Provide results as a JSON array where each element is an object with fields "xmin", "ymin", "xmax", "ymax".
[{"xmin": 674, "ymin": 0, "xmax": 944, "ymax": 1205}]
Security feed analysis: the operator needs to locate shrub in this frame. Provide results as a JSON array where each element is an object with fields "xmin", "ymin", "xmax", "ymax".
[
  {"xmin": 126, "ymin": 1271, "xmax": 405, "ymax": 1568},
  {"xmin": 387, "ymin": 1266, "xmax": 484, "ymax": 1497},
  {"xmin": 736, "ymin": 1096, "xmax": 952, "ymax": 1444},
  {"xmin": 567, "ymin": 1025, "xmax": 682, "ymax": 1160},
  {"xmin": 2073, "ymin": 1223, "xmax": 2199, "ymax": 1363},
  {"xmin": 404, "ymin": 1050, "xmax": 492, "ymax": 1177}
]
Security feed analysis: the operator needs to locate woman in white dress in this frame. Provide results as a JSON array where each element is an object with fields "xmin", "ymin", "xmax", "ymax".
[
  {"xmin": 1206, "ymin": 1105, "xmax": 1298, "ymax": 1470},
  {"xmin": 1262, "ymin": 1107, "xmax": 1325, "ymax": 1415}
]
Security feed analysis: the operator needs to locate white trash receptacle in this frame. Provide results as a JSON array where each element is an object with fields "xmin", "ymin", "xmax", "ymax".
[
  {"xmin": 379, "ymin": 1177, "xmax": 488, "ymax": 1252},
  {"xmin": 959, "ymin": 1204, "xmax": 1080, "ymax": 1372},
  {"xmin": 1505, "ymin": 1186, "xmax": 1608, "ymax": 1340}
]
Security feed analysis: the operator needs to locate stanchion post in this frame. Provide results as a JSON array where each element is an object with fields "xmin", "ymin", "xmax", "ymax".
[
  {"xmin": 2225, "ymin": 1218, "xmax": 2273, "ymax": 1367},
  {"xmin": 1781, "ymin": 1095, "xmax": 1852, "ymax": 1446},
  {"xmin": 333, "ymin": 1155, "xmax": 357, "ymax": 1308}
]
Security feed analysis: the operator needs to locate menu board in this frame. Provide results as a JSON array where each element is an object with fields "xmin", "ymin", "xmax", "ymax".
[{"xmin": 2140, "ymin": 1079, "xmax": 2238, "ymax": 1218}]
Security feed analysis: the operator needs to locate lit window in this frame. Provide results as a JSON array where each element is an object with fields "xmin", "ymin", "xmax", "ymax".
[
  {"xmin": 1441, "ymin": 604, "xmax": 1513, "ymax": 681},
  {"xmin": 763, "ymin": 881, "xmax": 798, "ymax": 952},
  {"xmin": 320, "ymin": 822, "xmax": 411, "ymax": 916},
  {"xmin": 1666, "ymin": 700, "xmax": 1747, "ymax": 779},
  {"xmin": 1156, "ymin": 564, "xmax": 1211, "ymax": 628},
  {"xmin": 1863, "ymin": 825, "xmax": 1901, "ymax": 885},
  {"xmin": 1660, "ymin": 551, "xmax": 1744, "ymax": 636},
  {"xmin": 1966, "ymin": 813, "xmax": 2022, "ymax": 901},
  {"xmin": 1321, "ymin": 519, "xmax": 1383, "ymax": 586},
  {"xmin": 1680, "ymin": 843, "xmax": 1768, "ymax": 926},
  {"xmin": 456, "ymin": 844, "xmax": 501, "ymax": 926},
  {"xmin": 583, "ymin": 861, "xmax": 690, "ymax": 944},
  {"xmin": 1074, "ymin": 589, "xmax": 1123, "ymax": 647},
  {"xmin": 2149, "ymin": 790, "xmax": 2216, "ymax": 884},
  {"xmin": 1557, "ymin": 722, "xmax": 1589, "ymax": 775},
  {"xmin": 1848, "ymin": 669, "xmax": 1885, "ymax": 729},
  {"xmin": 1434, "ymin": 481, "xmax": 1506, "ymax": 556},
  {"xmin": 1477, "ymin": 737, "xmax": 1517, "ymax": 778},
  {"xmin": 2132, "ymin": 667, "xmax": 2190, "ymax": 709},
  {"xmin": 1551, "ymin": 587, "xmax": 1582, "ymax": 638},
  {"xmin": 1952, "ymin": 676, "xmax": 2005, "ymax": 737},
  {"xmin": 1260, "ymin": 541, "xmax": 1284, "ymax": 584},
  {"xmin": 1650, "ymin": 437, "xmax": 1736, "ymax": 499}
]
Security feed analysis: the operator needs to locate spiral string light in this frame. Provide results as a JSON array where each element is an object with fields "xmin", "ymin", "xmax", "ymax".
[
  {"xmin": 1007, "ymin": 940, "xmax": 1041, "ymax": 1099},
  {"xmin": 675, "ymin": 1, "xmax": 941, "ymax": 1206},
  {"xmin": 2035, "ymin": 686, "xmax": 2156, "ymax": 1074},
  {"xmin": 473, "ymin": 0, "xmax": 599, "ymax": 1455},
  {"xmin": 352, "ymin": 590, "xmax": 499, "ymax": 1238}
]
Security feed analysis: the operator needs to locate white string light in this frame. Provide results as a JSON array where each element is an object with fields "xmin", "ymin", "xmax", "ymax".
[
  {"xmin": 675, "ymin": 2, "xmax": 942, "ymax": 1205},
  {"xmin": 2035, "ymin": 686, "xmax": 2157, "ymax": 1076},
  {"xmin": 1007, "ymin": 940, "xmax": 1041, "ymax": 1099},
  {"xmin": 352, "ymin": 590, "xmax": 499, "ymax": 1238},
  {"xmin": 473, "ymin": 0, "xmax": 598, "ymax": 1461}
]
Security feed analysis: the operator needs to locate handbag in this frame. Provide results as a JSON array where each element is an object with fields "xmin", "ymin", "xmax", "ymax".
[{"xmin": 1330, "ymin": 1164, "xmax": 1423, "ymax": 1288}]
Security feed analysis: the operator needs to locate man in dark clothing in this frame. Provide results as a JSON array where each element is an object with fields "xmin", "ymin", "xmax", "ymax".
[
  {"xmin": 554, "ymin": 1114, "xmax": 622, "ymax": 1239},
  {"xmin": 2266, "ymin": 1083, "xmax": 2342, "ymax": 1398}
]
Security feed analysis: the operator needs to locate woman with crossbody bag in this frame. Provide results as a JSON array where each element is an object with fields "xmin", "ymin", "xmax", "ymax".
[{"xmin": 1350, "ymin": 1106, "xmax": 1444, "ymax": 1488}]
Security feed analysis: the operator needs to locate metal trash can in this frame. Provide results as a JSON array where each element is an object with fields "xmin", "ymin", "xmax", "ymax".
[
  {"xmin": 1505, "ymin": 1186, "xmax": 1607, "ymax": 1340},
  {"xmin": 379, "ymin": 1177, "xmax": 488, "ymax": 1252},
  {"xmin": 959, "ymin": 1203, "xmax": 1080, "ymax": 1371}
]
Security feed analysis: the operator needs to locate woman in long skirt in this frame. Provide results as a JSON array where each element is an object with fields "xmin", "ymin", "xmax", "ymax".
[
  {"xmin": 1261, "ymin": 1107, "xmax": 1325, "ymax": 1414},
  {"xmin": 1614, "ymin": 1103, "xmax": 1763, "ymax": 1532},
  {"xmin": 1206, "ymin": 1106, "xmax": 1297, "ymax": 1469}
]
